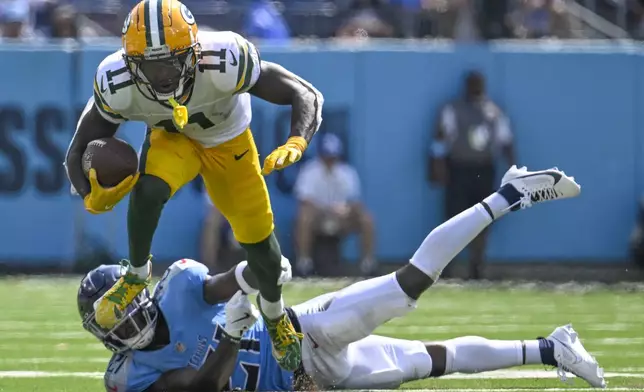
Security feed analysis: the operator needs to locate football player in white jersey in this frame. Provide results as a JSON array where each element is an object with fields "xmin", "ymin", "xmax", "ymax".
[{"xmin": 64, "ymin": 0, "xmax": 324, "ymax": 372}]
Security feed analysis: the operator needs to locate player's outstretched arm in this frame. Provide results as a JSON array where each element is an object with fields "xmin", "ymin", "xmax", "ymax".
[
  {"xmin": 202, "ymin": 257, "xmax": 291, "ymax": 305},
  {"xmin": 202, "ymin": 261, "xmax": 259, "ymax": 305},
  {"xmin": 249, "ymin": 61, "xmax": 323, "ymax": 143},
  {"xmin": 65, "ymin": 101, "xmax": 119, "ymax": 198}
]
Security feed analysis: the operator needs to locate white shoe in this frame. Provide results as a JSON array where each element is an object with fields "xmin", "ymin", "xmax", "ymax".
[
  {"xmin": 548, "ymin": 324, "xmax": 606, "ymax": 388},
  {"xmin": 501, "ymin": 165, "xmax": 581, "ymax": 210}
]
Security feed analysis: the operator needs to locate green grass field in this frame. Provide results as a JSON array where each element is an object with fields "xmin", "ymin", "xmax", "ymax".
[{"xmin": 0, "ymin": 277, "xmax": 643, "ymax": 391}]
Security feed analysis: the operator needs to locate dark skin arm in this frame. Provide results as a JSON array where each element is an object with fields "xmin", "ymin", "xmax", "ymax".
[
  {"xmin": 65, "ymin": 103, "xmax": 119, "ymax": 198},
  {"xmin": 144, "ymin": 334, "xmax": 241, "ymax": 392},
  {"xmin": 203, "ymin": 263, "xmax": 259, "ymax": 305},
  {"xmin": 249, "ymin": 61, "xmax": 323, "ymax": 143},
  {"xmin": 143, "ymin": 263, "xmax": 260, "ymax": 392}
]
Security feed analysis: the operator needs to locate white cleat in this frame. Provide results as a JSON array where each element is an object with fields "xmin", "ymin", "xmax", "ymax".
[
  {"xmin": 548, "ymin": 324, "xmax": 606, "ymax": 388},
  {"xmin": 501, "ymin": 165, "xmax": 581, "ymax": 210}
]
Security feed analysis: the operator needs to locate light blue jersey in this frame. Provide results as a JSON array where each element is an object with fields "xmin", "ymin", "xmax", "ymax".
[{"xmin": 103, "ymin": 259, "xmax": 294, "ymax": 392}]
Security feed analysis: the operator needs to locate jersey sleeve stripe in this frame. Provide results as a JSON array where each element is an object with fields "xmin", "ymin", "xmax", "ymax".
[
  {"xmin": 238, "ymin": 41, "xmax": 255, "ymax": 93},
  {"xmin": 234, "ymin": 38, "xmax": 249, "ymax": 93},
  {"xmin": 93, "ymin": 80, "xmax": 126, "ymax": 121},
  {"xmin": 92, "ymin": 79, "xmax": 120, "ymax": 115}
]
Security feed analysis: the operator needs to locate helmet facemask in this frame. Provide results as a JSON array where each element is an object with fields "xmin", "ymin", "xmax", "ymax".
[
  {"xmin": 124, "ymin": 44, "xmax": 200, "ymax": 103},
  {"xmin": 82, "ymin": 289, "xmax": 159, "ymax": 353}
]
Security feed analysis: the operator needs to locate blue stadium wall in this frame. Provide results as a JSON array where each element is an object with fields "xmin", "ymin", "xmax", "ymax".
[{"xmin": 0, "ymin": 41, "xmax": 640, "ymax": 267}]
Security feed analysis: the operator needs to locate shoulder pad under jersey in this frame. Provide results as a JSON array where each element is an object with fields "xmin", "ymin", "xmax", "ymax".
[
  {"xmin": 104, "ymin": 352, "xmax": 159, "ymax": 392},
  {"xmin": 93, "ymin": 50, "xmax": 135, "ymax": 124},
  {"xmin": 152, "ymin": 258, "xmax": 209, "ymax": 304},
  {"xmin": 198, "ymin": 31, "xmax": 261, "ymax": 95}
]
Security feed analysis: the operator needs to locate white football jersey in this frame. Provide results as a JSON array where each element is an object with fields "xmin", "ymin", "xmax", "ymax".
[{"xmin": 91, "ymin": 31, "xmax": 261, "ymax": 147}]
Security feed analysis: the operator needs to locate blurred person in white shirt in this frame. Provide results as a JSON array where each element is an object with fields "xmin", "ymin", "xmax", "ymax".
[{"xmin": 294, "ymin": 133, "xmax": 376, "ymax": 277}]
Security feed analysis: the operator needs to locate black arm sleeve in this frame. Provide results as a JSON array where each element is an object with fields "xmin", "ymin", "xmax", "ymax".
[
  {"xmin": 64, "ymin": 102, "xmax": 119, "ymax": 198},
  {"xmin": 249, "ymin": 61, "xmax": 324, "ymax": 143}
]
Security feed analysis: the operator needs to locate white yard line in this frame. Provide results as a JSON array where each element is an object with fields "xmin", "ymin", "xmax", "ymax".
[{"xmin": 0, "ymin": 369, "xmax": 642, "ymax": 379}]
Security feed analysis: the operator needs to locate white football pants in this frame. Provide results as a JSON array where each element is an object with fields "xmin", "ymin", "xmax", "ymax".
[{"xmin": 292, "ymin": 272, "xmax": 432, "ymax": 389}]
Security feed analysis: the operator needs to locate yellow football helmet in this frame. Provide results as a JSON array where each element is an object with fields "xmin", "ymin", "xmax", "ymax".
[{"xmin": 121, "ymin": 0, "xmax": 200, "ymax": 103}]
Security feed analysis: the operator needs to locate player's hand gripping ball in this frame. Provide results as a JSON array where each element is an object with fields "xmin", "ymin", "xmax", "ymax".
[{"xmin": 82, "ymin": 138, "xmax": 140, "ymax": 214}]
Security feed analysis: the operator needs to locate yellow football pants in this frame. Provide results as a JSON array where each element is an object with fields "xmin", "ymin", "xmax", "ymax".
[{"xmin": 140, "ymin": 128, "xmax": 274, "ymax": 244}]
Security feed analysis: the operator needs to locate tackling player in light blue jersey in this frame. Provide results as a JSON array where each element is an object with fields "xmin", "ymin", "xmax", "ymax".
[
  {"xmin": 79, "ymin": 166, "xmax": 607, "ymax": 391},
  {"xmin": 79, "ymin": 257, "xmax": 296, "ymax": 392}
]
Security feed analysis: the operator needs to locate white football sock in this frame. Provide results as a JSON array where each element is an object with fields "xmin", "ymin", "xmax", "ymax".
[
  {"xmin": 410, "ymin": 203, "xmax": 492, "ymax": 280},
  {"xmin": 260, "ymin": 295, "xmax": 285, "ymax": 320},
  {"xmin": 482, "ymin": 192, "xmax": 511, "ymax": 219},
  {"xmin": 444, "ymin": 336, "xmax": 542, "ymax": 374},
  {"xmin": 523, "ymin": 339, "xmax": 543, "ymax": 365},
  {"xmin": 130, "ymin": 262, "xmax": 150, "ymax": 279}
]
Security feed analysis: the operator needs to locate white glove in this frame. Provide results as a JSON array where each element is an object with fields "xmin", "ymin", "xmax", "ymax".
[
  {"xmin": 277, "ymin": 255, "xmax": 293, "ymax": 285},
  {"xmin": 224, "ymin": 291, "xmax": 259, "ymax": 339},
  {"xmin": 236, "ymin": 256, "xmax": 293, "ymax": 295}
]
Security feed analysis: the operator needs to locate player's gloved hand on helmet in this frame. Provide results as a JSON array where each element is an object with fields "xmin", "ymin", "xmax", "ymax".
[
  {"xmin": 262, "ymin": 136, "xmax": 308, "ymax": 175},
  {"xmin": 83, "ymin": 168, "xmax": 140, "ymax": 214},
  {"xmin": 223, "ymin": 291, "xmax": 260, "ymax": 339},
  {"xmin": 277, "ymin": 255, "xmax": 293, "ymax": 286}
]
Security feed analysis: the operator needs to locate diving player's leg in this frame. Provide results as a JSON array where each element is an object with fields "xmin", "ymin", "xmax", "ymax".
[
  {"xmin": 396, "ymin": 165, "xmax": 581, "ymax": 302},
  {"xmin": 337, "ymin": 325, "xmax": 604, "ymax": 390},
  {"xmin": 426, "ymin": 325, "xmax": 605, "ymax": 388},
  {"xmin": 298, "ymin": 166, "xmax": 581, "ymax": 350},
  {"xmin": 94, "ymin": 129, "xmax": 201, "ymax": 329},
  {"xmin": 201, "ymin": 129, "xmax": 302, "ymax": 372}
]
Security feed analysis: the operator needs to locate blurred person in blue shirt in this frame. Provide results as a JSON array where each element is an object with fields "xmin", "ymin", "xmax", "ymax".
[
  {"xmin": 243, "ymin": 0, "xmax": 290, "ymax": 42},
  {"xmin": 389, "ymin": 0, "xmax": 420, "ymax": 37},
  {"xmin": 509, "ymin": 0, "xmax": 573, "ymax": 38},
  {"xmin": 0, "ymin": 0, "xmax": 32, "ymax": 39}
]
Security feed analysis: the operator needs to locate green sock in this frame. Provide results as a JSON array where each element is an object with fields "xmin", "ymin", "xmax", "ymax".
[
  {"xmin": 127, "ymin": 175, "xmax": 171, "ymax": 268},
  {"xmin": 240, "ymin": 232, "xmax": 283, "ymax": 302}
]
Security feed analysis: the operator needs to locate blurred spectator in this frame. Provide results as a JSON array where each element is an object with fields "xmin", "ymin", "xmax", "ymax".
[
  {"xmin": 50, "ymin": 4, "xmax": 78, "ymax": 38},
  {"xmin": 630, "ymin": 0, "xmax": 644, "ymax": 39},
  {"xmin": 429, "ymin": 71, "xmax": 515, "ymax": 280},
  {"xmin": 476, "ymin": 0, "xmax": 512, "ymax": 39},
  {"xmin": 389, "ymin": 0, "xmax": 421, "ymax": 38},
  {"xmin": 424, "ymin": 0, "xmax": 480, "ymax": 40},
  {"xmin": 336, "ymin": 0, "xmax": 393, "ymax": 38},
  {"xmin": 510, "ymin": 0, "xmax": 574, "ymax": 38},
  {"xmin": 0, "ymin": 0, "xmax": 33, "ymax": 39},
  {"xmin": 50, "ymin": 3, "xmax": 106, "ymax": 39},
  {"xmin": 242, "ymin": 0, "xmax": 290, "ymax": 43},
  {"xmin": 200, "ymin": 193, "xmax": 244, "ymax": 273},
  {"xmin": 294, "ymin": 133, "xmax": 376, "ymax": 277}
]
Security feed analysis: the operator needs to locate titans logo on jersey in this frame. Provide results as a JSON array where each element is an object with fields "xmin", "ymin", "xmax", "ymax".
[{"xmin": 103, "ymin": 260, "xmax": 294, "ymax": 392}]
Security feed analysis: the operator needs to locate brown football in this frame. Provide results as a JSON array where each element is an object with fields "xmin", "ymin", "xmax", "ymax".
[{"xmin": 82, "ymin": 138, "xmax": 138, "ymax": 187}]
